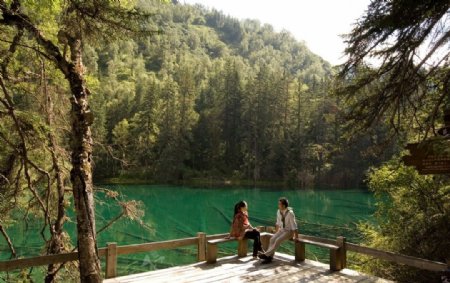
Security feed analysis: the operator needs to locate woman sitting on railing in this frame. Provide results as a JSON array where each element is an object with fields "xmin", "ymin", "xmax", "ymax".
[{"xmin": 227, "ymin": 200, "xmax": 264, "ymax": 259}]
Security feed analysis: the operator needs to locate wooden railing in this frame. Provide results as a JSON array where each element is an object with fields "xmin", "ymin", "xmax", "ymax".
[
  {"xmin": 0, "ymin": 228, "xmax": 447, "ymax": 279},
  {"xmin": 0, "ymin": 232, "xmax": 228, "ymax": 278},
  {"xmin": 345, "ymin": 242, "xmax": 448, "ymax": 272}
]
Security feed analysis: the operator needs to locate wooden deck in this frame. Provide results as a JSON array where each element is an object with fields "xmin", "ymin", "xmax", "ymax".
[{"xmin": 104, "ymin": 253, "xmax": 392, "ymax": 283}]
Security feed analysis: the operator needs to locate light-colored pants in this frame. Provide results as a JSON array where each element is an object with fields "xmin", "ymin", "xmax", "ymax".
[{"xmin": 264, "ymin": 229, "xmax": 294, "ymax": 257}]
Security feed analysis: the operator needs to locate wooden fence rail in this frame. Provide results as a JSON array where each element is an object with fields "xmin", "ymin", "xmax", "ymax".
[
  {"xmin": 0, "ymin": 228, "xmax": 447, "ymax": 279},
  {"xmin": 0, "ymin": 252, "xmax": 81, "ymax": 272},
  {"xmin": 346, "ymin": 242, "xmax": 447, "ymax": 272}
]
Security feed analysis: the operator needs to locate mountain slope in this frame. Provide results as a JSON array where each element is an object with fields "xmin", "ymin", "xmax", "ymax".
[{"xmin": 89, "ymin": 1, "xmax": 389, "ymax": 187}]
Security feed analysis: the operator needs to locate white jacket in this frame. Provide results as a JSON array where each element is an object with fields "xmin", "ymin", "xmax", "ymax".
[{"xmin": 276, "ymin": 208, "xmax": 298, "ymax": 231}]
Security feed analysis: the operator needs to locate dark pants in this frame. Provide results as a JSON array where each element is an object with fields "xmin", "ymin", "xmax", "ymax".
[{"xmin": 244, "ymin": 229, "xmax": 263, "ymax": 256}]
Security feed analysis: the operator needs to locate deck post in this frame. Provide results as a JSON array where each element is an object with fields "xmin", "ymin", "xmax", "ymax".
[
  {"xmin": 197, "ymin": 232, "xmax": 206, "ymax": 262},
  {"xmin": 261, "ymin": 234, "xmax": 271, "ymax": 251},
  {"xmin": 237, "ymin": 239, "xmax": 248, "ymax": 257},
  {"xmin": 337, "ymin": 236, "xmax": 347, "ymax": 270},
  {"xmin": 295, "ymin": 240, "xmax": 306, "ymax": 262},
  {"xmin": 105, "ymin": 242, "xmax": 117, "ymax": 279},
  {"xmin": 330, "ymin": 249, "xmax": 338, "ymax": 271},
  {"xmin": 206, "ymin": 243, "xmax": 217, "ymax": 263},
  {"xmin": 258, "ymin": 226, "xmax": 271, "ymax": 251}
]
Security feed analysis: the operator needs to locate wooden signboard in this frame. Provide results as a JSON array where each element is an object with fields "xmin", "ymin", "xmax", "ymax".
[{"xmin": 402, "ymin": 142, "xmax": 450, "ymax": 174}]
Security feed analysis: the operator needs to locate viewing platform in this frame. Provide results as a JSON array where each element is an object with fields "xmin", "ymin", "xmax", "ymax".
[
  {"xmin": 0, "ymin": 227, "xmax": 447, "ymax": 282},
  {"xmin": 104, "ymin": 253, "xmax": 392, "ymax": 283}
]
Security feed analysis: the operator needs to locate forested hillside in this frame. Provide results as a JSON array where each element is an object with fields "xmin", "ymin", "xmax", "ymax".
[
  {"xmin": 0, "ymin": 1, "xmax": 396, "ymax": 190},
  {"xmin": 1, "ymin": 0, "xmax": 448, "ymax": 281},
  {"xmin": 88, "ymin": 1, "xmax": 394, "ymax": 187}
]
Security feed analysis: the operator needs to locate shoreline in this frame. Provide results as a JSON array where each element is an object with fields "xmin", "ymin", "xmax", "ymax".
[{"xmin": 94, "ymin": 177, "xmax": 367, "ymax": 190}]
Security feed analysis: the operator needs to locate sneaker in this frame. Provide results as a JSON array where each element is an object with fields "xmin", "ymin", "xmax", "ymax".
[
  {"xmin": 258, "ymin": 253, "xmax": 268, "ymax": 260},
  {"xmin": 261, "ymin": 257, "xmax": 273, "ymax": 264}
]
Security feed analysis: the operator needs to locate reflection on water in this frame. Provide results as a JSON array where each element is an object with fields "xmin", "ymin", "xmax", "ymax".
[{"xmin": 0, "ymin": 185, "xmax": 376, "ymax": 277}]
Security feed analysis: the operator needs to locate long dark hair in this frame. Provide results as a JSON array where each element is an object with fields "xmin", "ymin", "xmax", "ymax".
[{"xmin": 233, "ymin": 200, "xmax": 247, "ymax": 217}]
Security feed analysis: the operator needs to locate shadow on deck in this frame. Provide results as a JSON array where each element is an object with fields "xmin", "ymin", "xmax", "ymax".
[{"xmin": 104, "ymin": 253, "xmax": 392, "ymax": 283}]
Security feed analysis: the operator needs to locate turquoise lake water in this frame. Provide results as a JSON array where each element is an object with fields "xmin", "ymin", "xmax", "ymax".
[{"xmin": 0, "ymin": 185, "xmax": 377, "ymax": 278}]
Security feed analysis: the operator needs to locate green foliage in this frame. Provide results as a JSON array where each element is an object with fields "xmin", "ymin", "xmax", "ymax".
[
  {"xmin": 336, "ymin": 0, "xmax": 450, "ymax": 136},
  {"xmin": 89, "ymin": 2, "xmax": 392, "ymax": 186},
  {"xmin": 335, "ymin": 1, "xmax": 450, "ymax": 280},
  {"xmin": 0, "ymin": 0, "xmax": 165, "ymax": 280},
  {"xmin": 355, "ymin": 160, "xmax": 450, "ymax": 282}
]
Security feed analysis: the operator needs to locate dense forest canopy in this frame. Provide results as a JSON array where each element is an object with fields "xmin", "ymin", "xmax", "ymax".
[{"xmin": 87, "ymin": 1, "xmax": 395, "ymax": 187}]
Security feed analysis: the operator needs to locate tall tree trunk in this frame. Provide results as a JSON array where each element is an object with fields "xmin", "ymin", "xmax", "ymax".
[
  {"xmin": 66, "ymin": 36, "xmax": 101, "ymax": 283},
  {"xmin": 0, "ymin": 5, "xmax": 102, "ymax": 280}
]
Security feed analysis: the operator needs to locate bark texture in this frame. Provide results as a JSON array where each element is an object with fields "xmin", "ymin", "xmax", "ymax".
[{"xmin": 0, "ymin": 1, "xmax": 101, "ymax": 281}]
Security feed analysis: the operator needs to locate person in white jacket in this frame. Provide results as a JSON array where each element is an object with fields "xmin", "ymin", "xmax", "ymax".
[{"xmin": 258, "ymin": 197, "xmax": 298, "ymax": 263}]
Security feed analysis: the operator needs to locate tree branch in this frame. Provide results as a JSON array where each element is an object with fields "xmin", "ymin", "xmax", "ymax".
[{"xmin": 0, "ymin": 224, "xmax": 16, "ymax": 258}]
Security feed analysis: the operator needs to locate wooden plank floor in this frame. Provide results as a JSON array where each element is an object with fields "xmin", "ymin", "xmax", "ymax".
[{"xmin": 104, "ymin": 253, "xmax": 392, "ymax": 283}]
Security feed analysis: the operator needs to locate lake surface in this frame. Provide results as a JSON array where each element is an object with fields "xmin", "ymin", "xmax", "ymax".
[{"xmin": 0, "ymin": 185, "xmax": 377, "ymax": 277}]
